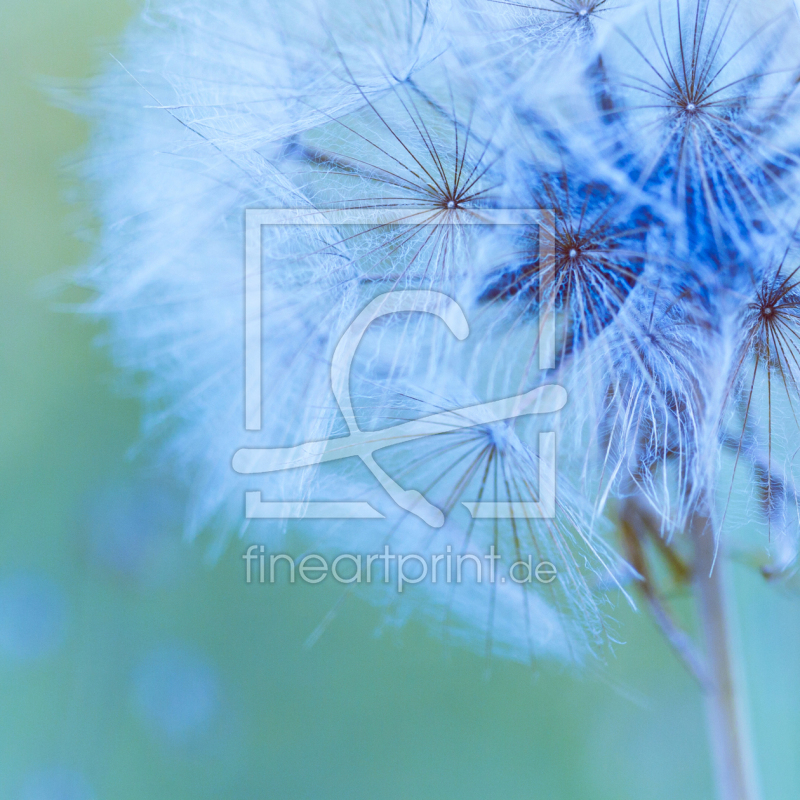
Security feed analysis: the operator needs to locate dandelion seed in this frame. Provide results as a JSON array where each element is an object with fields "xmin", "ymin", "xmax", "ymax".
[{"xmin": 585, "ymin": 0, "xmax": 800, "ymax": 256}]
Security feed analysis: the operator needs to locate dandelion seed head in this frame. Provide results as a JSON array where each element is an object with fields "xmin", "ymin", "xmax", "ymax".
[{"xmin": 77, "ymin": 0, "xmax": 800, "ymax": 666}]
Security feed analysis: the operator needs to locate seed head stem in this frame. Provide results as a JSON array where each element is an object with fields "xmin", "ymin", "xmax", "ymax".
[{"xmin": 690, "ymin": 505, "xmax": 761, "ymax": 800}]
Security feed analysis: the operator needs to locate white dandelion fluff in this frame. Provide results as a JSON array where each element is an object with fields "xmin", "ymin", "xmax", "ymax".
[{"xmin": 74, "ymin": 0, "xmax": 800, "ymax": 790}]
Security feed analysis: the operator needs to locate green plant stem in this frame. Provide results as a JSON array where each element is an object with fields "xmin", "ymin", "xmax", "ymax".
[{"xmin": 690, "ymin": 510, "xmax": 761, "ymax": 800}]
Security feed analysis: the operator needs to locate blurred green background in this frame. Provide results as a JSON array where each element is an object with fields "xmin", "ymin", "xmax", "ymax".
[{"xmin": 1, "ymin": 0, "xmax": 799, "ymax": 797}]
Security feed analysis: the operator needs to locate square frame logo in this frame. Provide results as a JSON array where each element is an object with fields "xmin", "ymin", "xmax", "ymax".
[{"xmin": 233, "ymin": 208, "xmax": 565, "ymax": 525}]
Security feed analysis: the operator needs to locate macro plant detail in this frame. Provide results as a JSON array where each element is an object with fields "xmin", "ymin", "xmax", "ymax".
[{"xmin": 75, "ymin": 0, "xmax": 800, "ymax": 797}]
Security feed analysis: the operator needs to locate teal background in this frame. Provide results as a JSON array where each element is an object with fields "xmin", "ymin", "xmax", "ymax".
[{"xmin": 0, "ymin": 0, "xmax": 798, "ymax": 797}]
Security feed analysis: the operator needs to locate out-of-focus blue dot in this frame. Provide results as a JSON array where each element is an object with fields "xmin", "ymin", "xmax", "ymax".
[
  {"xmin": 0, "ymin": 573, "xmax": 67, "ymax": 662},
  {"xmin": 18, "ymin": 767, "xmax": 94, "ymax": 800},
  {"xmin": 132, "ymin": 643, "xmax": 220, "ymax": 745},
  {"xmin": 84, "ymin": 482, "xmax": 182, "ymax": 583}
]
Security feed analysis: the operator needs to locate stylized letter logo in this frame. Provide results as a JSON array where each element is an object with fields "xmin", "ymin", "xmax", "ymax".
[
  {"xmin": 237, "ymin": 208, "xmax": 562, "ymax": 524},
  {"xmin": 234, "ymin": 289, "xmax": 565, "ymax": 524}
]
